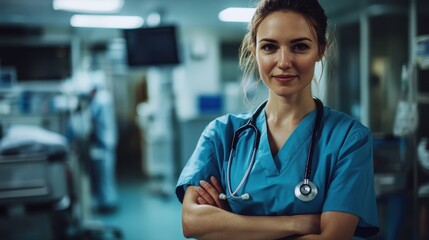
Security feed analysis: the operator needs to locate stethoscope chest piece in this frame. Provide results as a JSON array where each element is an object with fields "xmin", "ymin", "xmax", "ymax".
[{"xmin": 294, "ymin": 180, "xmax": 318, "ymax": 202}]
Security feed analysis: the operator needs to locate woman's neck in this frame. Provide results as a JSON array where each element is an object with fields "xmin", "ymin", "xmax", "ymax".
[
  {"xmin": 265, "ymin": 95, "xmax": 316, "ymax": 127},
  {"xmin": 264, "ymin": 94, "xmax": 316, "ymax": 157}
]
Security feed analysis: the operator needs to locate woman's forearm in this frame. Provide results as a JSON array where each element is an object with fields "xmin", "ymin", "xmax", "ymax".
[
  {"xmin": 182, "ymin": 186, "xmax": 319, "ymax": 240},
  {"xmin": 183, "ymin": 204, "xmax": 296, "ymax": 240},
  {"xmin": 287, "ymin": 212, "xmax": 359, "ymax": 240}
]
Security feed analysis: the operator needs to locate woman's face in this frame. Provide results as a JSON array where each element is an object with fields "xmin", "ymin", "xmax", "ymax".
[{"xmin": 256, "ymin": 11, "xmax": 322, "ymax": 99}]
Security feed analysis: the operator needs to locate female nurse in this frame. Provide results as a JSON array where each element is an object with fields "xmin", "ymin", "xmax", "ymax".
[{"xmin": 176, "ymin": 0, "xmax": 380, "ymax": 239}]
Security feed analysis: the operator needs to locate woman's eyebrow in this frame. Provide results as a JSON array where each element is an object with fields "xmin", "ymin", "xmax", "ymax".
[
  {"xmin": 290, "ymin": 37, "xmax": 312, "ymax": 43},
  {"xmin": 258, "ymin": 37, "xmax": 313, "ymax": 44},
  {"xmin": 257, "ymin": 38, "xmax": 277, "ymax": 43}
]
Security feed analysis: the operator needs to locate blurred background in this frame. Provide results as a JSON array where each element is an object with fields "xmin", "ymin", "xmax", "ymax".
[{"xmin": 0, "ymin": 0, "xmax": 428, "ymax": 239}]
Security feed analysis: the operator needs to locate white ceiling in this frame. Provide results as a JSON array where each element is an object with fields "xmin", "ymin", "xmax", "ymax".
[
  {"xmin": 0, "ymin": 0, "xmax": 258, "ymax": 33},
  {"xmin": 0, "ymin": 0, "xmax": 415, "ymax": 42},
  {"xmin": 0, "ymin": 1, "xmax": 358, "ymax": 27},
  {"xmin": 0, "ymin": 0, "xmax": 416, "ymax": 28}
]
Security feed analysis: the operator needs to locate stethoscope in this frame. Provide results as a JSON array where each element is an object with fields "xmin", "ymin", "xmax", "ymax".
[{"xmin": 219, "ymin": 98, "xmax": 324, "ymax": 202}]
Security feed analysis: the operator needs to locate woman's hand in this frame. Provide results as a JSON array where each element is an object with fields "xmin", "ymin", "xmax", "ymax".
[{"xmin": 195, "ymin": 176, "xmax": 230, "ymax": 211}]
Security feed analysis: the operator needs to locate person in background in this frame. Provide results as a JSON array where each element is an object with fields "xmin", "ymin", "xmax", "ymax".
[
  {"xmin": 68, "ymin": 59, "xmax": 120, "ymax": 215},
  {"xmin": 175, "ymin": 0, "xmax": 379, "ymax": 239},
  {"xmin": 86, "ymin": 71, "xmax": 119, "ymax": 214}
]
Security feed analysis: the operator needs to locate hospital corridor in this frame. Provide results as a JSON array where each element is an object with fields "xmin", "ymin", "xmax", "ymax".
[{"xmin": 0, "ymin": 0, "xmax": 429, "ymax": 239}]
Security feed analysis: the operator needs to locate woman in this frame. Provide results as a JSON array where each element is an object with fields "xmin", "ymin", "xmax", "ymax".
[{"xmin": 176, "ymin": 0, "xmax": 379, "ymax": 239}]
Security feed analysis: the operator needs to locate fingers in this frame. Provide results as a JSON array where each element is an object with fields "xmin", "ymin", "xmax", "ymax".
[
  {"xmin": 194, "ymin": 176, "xmax": 231, "ymax": 211},
  {"xmin": 209, "ymin": 176, "xmax": 230, "ymax": 210},
  {"xmin": 197, "ymin": 196, "xmax": 207, "ymax": 205},
  {"xmin": 195, "ymin": 186, "xmax": 216, "ymax": 205},
  {"xmin": 198, "ymin": 177, "xmax": 231, "ymax": 211},
  {"xmin": 199, "ymin": 180, "xmax": 219, "ymax": 204},
  {"xmin": 196, "ymin": 178, "xmax": 223, "ymax": 208},
  {"xmin": 210, "ymin": 176, "xmax": 223, "ymax": 194}
]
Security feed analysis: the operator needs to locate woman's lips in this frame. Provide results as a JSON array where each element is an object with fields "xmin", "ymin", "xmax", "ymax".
[{"xmin": 272, "ymin": 74, "xmax": 298, "ymax": 83}]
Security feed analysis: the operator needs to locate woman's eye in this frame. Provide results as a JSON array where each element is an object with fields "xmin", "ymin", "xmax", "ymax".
[
  {"xmin": 261, "ymin": 44, "xmax": 277, "ymax": 52},
  {"xmin": 292, "ymin": 43, "xmax": 310, "ymax": 52}
]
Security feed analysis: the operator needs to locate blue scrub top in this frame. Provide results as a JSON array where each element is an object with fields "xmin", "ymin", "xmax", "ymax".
[{"xmin": 176, "ymin": 105, "xmax": 380, "ymax": 238}]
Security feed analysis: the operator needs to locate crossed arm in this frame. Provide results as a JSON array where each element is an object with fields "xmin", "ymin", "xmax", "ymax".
[{"xmin": 181, "ymin": 177, "xmax": 358, "ymax": 240}]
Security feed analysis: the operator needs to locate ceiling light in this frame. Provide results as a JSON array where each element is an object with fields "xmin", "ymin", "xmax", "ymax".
[
  {"xmin": 218, "ymin": 7, "xmax": 255, "ymax": 22},
  {"xmin": 70, "ymin": 15, "xmax": 144, "ymax": 29},
  {"xmin": 147, "ymin": 12, "xmax": 162, "ymax": 26},
  {"xmin": 53, "ymin": 0, "xmax": 124, "ymax": 13}
]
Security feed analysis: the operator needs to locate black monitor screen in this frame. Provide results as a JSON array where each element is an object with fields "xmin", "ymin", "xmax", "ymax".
[
  {"xmin": 124, "ymin": 26, "xmax": 180, "ymax": 67},
  {"xmin": 0, "ymin": 44, "xmax": 71, "ymax": 81}
]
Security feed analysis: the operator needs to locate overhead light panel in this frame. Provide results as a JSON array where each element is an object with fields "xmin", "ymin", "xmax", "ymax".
[
  {"xmin": 70, "ymin": 15, "xmax": 144, "ymax": 29},
  {"xmin": 218, "ymin": 7, "xmax": 255, "ymax": 22},
  {"xmin": 53, "ymin": 0, "xmax": 124, "ymax": 13}
]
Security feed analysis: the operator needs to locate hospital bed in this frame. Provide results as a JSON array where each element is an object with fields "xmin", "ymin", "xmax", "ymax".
[
  {"xmin": 0, "ymin": 124, "xmax": 123, "ymax": 240},
  {"xmin": 0, "ymin": 152, "xmax": 71, "ymax": 240},
  {"xmin": 0, "ymin": 86, "xmax": 123, "ymax": 239},
  {"xmin": 0, "ymin": 120, "xmax": 73, "ymax": 239}
]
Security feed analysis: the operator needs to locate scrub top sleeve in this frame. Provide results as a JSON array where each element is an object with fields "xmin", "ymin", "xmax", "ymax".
[
  {"xmin": 175, "ymin": 122, "xmax": 222, "ymax": 203},
  {"xmin": 323, "ymin": 127, "xmax": 380, "ymax": 238}
]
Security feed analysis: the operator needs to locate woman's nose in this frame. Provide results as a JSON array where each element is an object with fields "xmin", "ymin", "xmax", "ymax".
[{"xmin": 277, "ymin": 48, "xmax": 292, "ymax": 69}]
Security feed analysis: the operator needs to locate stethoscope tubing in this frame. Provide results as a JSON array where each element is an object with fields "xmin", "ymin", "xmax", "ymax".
[
  {"xmin": 221, "ymin": 98, "xmax": 323, "ymax": 201},
  {"xmin": 226, "ymin": 146, "xmax": 257, "ymax": 199},
  {"xmin": 304, "ymin": 99, "xmax": 323, "ymax": 181},
  {"xmin": 224, "ymin": 101, "xmax": 264, "ymax": 199}
]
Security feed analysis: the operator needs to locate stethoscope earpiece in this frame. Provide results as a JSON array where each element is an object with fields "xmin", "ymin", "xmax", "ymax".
[
  {"xmin": 219, "ymin": 192, "xmax": 250, "ymax": 200},
  {"xmin": 219, "ymin": 193, "xmax": 227, "ymax": 200},
  {"xmin": 241, "ymin": 193, "xmax": 250, "ymax": 200}
]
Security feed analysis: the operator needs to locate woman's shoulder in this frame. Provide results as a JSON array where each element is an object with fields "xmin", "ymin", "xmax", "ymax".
[
  {"xmin": 206, "ymin": 111, "xmax": 253, "ymax": 132},
  {"xmin": 323, "ymin": 106, "xmax": 371, "ymax": 136},
  {"xmin": 322, "ymin": 107, "xmax": 373, "ymax": 159}
]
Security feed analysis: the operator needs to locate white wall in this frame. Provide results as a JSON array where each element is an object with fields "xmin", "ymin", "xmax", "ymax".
[{"xmin": 173, "ymin": 27, "xmax": 222, "ymax": 120}]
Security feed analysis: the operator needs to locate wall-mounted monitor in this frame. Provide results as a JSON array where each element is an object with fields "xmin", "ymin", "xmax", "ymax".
[
  {"xmin": 0, "ymin": 43, "xmax": 71, "ymax": 82},
  {"xmin": 123, "ymin": 25, "xmax": 180, "ymax": 67}
]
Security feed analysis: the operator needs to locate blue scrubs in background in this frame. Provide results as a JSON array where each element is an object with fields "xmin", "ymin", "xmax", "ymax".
[
  {"xmin": 89, "ymin": 88, "xmax": 118, "ymax": 210},
  {"xmin": 176, "ymin": 105, "xmax": 380, "ymax": 238}
]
